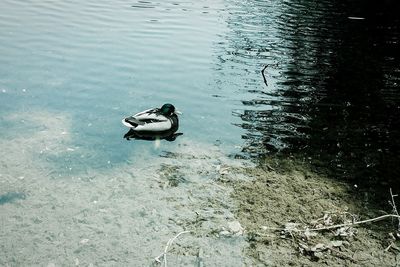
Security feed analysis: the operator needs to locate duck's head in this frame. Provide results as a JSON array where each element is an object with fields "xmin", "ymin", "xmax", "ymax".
[{"xmin": 160, "ymin": 103, "xmax": 180, "ymax": 116}]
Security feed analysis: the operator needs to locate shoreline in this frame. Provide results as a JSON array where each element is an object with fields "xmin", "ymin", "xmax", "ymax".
[
  {"xmin": 1, "ymin": 110, "xmax": 399, "ymax": 266},
  {"xmin": 226, "ymin": 157, "xmax": 400, "ymax": 266}
]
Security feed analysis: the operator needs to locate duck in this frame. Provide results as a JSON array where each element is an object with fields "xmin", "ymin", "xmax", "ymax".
[{"xmin": 122, "ymin": 103, "xmax": 182, "ymax": 141}]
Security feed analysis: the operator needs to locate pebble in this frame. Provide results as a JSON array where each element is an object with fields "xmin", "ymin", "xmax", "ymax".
[
  {"xmin": 227, "ymin": 221, "xmax": 244, "ymax": 235},
  {"xmin": 80, "ymin": 239, "xmax": 89, "ymax": 244},
  {"xmin": 219, "ymin": 230, "xmax": 231, "ymax": 236}
]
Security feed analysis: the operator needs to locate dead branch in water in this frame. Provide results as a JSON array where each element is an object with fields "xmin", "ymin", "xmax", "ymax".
[
  {"xmin": 261, "ymin": 65, "xmax": 268, "ymax": 87},
  {"xmin": 262, "ymin": 214, "xmax": 400, "ymax": 234},
  {"xmin": 307, "ymin": 214, "xmax": 400, "ymax": 232},
  {"xmin": 155, "ymin": 230, "xmax": 191, "ymax": 267},
  {"xmin": 262, "ymin": 190, "xmax": 400, "ymax": 234},
  {"xmin": 389, "ymin": 188, "xmax": 400, "ymax": 231}
]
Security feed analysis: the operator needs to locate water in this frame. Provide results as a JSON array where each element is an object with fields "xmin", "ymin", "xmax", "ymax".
[
  {"xmin": 1, "ymin": 0, "xmax": 400, "ymax": 265},
  {"xmin": 1, "ymin": 1, "xmax": 249, "ymax": 265},
  {"xmin": 0, "ymin": 0, "xmax": 245, "ymax": 173},
  {"xmin": 2, "ymin": 1, "xmax": 397, "ymax": 181},
  {"xmin": 214, "ymin": 0, "xmax": 400, "ymax": 192}
]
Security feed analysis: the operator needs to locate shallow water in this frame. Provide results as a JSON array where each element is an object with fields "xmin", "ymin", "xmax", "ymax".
[
  {"xmin": 1, "ymin": 0, "xmax": 400, "ymax": 265},
  {"xmin": 0, "ymin": 1, "xmax": 251, "ymax": 265},
  {"xmin": 0, "ymin": 111, "xmax": 249, "ymax": 265},
  {"xmin": 2, "ymin": 1, "xmax": 399, "ymax": 184},
  {"xmin": 0, "ymin": 0, "xmax": 247, "ymax": 170}
]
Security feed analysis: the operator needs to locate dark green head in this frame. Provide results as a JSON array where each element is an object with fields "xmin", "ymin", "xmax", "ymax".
[{"xmin": 160, "ymin": 103, "xmax": 176, "ymax": 116}]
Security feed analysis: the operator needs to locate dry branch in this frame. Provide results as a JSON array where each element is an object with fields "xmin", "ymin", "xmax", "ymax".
[
  {"xmin": 308, "ymin": 214, "xmax": 400, "ymax": 231},
  {"xmin": 155, "ymin": 230, "xmax": 191, "ymax": 267},
  {"xmin": 389, "ymin": 188, "xmax": 400, "ymax": 231},
  {"xmin": 261, "ymin": 65, "xmax": 268, "ymax": 87},
  {"xmin": 262, "ymin": 214, "xmax": 400, "ymax": 234}
]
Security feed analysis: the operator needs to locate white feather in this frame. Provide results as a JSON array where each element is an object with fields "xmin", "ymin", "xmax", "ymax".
[{"xmin": 134, "ymin": 119, "xmax": 171, "ymax": 132}]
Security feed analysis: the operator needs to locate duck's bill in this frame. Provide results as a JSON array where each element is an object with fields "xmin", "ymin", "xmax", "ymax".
[{"xmin": 175, "ymin": 110, "xmax": 182, "ymax": 115}]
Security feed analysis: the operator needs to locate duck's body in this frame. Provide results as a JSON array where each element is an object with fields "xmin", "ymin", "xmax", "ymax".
[{"xmin": 122, "ymin": 104, "xmax": 181, "ymax": 141}]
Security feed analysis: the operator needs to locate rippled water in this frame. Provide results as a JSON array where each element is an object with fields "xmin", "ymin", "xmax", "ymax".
[
  {"xmin": 0, "ymin": 1, "xmax": 249, "ymax": 265},
  {"xmin": 0, "ymin": 0, "xmax": 246, "ymax": 173},
  {"xmin": 1, "ymin": 0, "xmax": 400, "ymax": 265},
  {"xmin": 215, "ymin": 0, "xmax": 400, "ymax": 192},
  {"xmin": 2, "ymin": 1, "xmax": 398, "ymax": 185}
]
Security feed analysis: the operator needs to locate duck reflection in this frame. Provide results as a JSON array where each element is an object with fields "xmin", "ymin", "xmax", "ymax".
[{"xmin": 123, "ymin": 128, "xmax": 183, "ymax": 141}]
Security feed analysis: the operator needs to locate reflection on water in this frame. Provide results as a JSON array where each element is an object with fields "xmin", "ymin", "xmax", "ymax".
[
  {"xmin": 123, "ymin": 128, "xmax": 183, "ymax": 141},
  {"xmin": 1, "ymin": 0, "xmax": 399, "ymax": 264},
  {"xmin": 0, "ymin": 0, "xmax": 237, "ymax": 173},
  {"xmin": 218, "ymin": 0, "xmax": 400, "ymax": 192},
  {"xmin": 0, "ymin": 0, "xmax": 398, "ymax": 192}
]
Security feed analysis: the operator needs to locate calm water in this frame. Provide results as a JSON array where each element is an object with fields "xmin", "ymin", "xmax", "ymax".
[
  {"xmin": 0, "ymin": 0, "xmax": 245, "ymax": 174},
  {"xmin": 0, "ymin": 0, "xmax": 399, "ymax": 203},
  {"xmin": 1, "ymin": 0, "xmax": 400, "ymax": 265}
]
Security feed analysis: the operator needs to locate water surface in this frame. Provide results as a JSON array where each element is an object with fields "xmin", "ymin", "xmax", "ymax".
[
  {"xmin": 1, "ymin": 0, "xmax": 400, "ymax": 265},
  {"xmin": 216, "ymin": 0, "xmax": 400, "ymax": 193}
]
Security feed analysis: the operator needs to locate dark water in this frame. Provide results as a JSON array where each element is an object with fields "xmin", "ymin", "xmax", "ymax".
[
  {"xmin": 0, "ymin": 0, "xmax": 399, "ymax": 195},
  {"xmin": 217, "ymin": 0, "xmax": 400, "ymax": 195}
]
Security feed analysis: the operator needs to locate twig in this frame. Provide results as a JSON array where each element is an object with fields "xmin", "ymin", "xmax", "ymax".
[
  {"xmin": 262, "ymin": 214, "xmax": 400, "ymax": 233},
  {"xmin": 389, "ymin": 188, "xmax": 400, "ymax": 231},
  {"xmin": 155, "ymin": 230, "xmax": 191, "ymax": 267},
  {"xmin": 385, "ymin": 242, "xmax": 400, "ymax": 252},
  {"xmin": 261, "ymin": 65, "xmax": 268, "ymax": 87},
  {"xmin": 308, "ymin": 214, "xmax": 400, "ymax": 232},
  {"xmin": 262, "ymin": 226, "xmax": 288, "ymax": 231}
]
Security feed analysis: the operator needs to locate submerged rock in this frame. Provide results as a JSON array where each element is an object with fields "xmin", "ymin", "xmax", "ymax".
[{"xmin": 227, "ymin": 221, "xmax": 244, "ymax": 235}]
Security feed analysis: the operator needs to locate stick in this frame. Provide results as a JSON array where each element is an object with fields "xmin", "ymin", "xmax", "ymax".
[
  {"xmin": 308, "ymin": 214, "xmax": 400, "ymax": 232},
  {"xmin": 389, "ymin": 188, "xmax": 400, "ymax": 231},
  {"xmin": 261, "ymin": 65, "xmax": 268, "ymax": 87},
  {"xmin": 155, "ymin": 230, "xmax": 191, "ymax": 267},
  {"xmin": 262, "ymin": 214, "xmax": 400, "ymax": 233}
]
